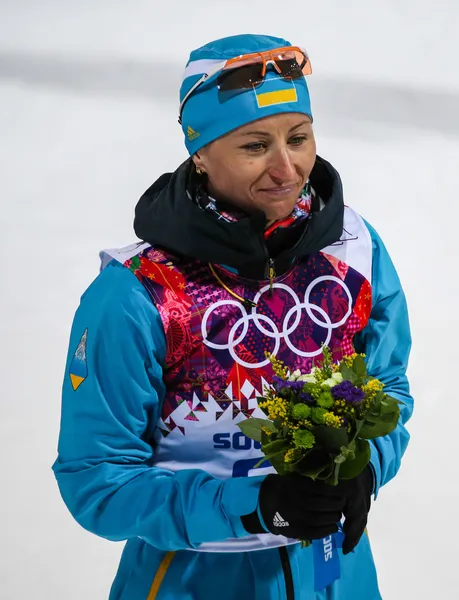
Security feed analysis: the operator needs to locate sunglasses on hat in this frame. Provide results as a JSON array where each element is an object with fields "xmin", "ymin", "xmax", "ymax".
[{"xmin": 179, "ymin": 46, "xmax": 312, "ymax": 124}]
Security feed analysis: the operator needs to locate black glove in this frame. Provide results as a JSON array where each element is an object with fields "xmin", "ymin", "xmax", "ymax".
[
  {"xmin": 241, "ymin": 473, "xmax": 346, "ymax": 541},
  {"xmin": 341, "ymin": 466, "xmax": 373, "ymax": 555},
  {"xmin": 241, "ymin": 467, "xmax": 373, "ymax": 552}
]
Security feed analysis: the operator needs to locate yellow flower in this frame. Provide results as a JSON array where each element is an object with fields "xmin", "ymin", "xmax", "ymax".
[
  {"xmin": 266, "ymin": 353, "xmax": 288, "ymax": 378},
  {"xmin": 323, "ymin": 412, "xmax": 344, "ymax": 428},
  {"xmin": 365, "ymin": 379, "xmax": 384, "ymax": 393},
  {"xmin": 334, "ymin": 399, "xmax": 346, "ymax": 412},
  {"xmin": 285, "ymin": 448, "xmax": 299, "ymax": 463},
  {"xmin": 341, "ymin": 352, "xmax": 366, "ymax": 367},
  {"xmin": 259, "ymin": 396, "xmax": 288, "ymax": 421}
]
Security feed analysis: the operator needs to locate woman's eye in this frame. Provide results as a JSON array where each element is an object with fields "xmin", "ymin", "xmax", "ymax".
[
  {"xmin": 289, "ymin": 136, "xmax": 308, "ymax": 146},
  {"xmin": 243, "ymin": 142, "xmax": 267, "ymax": 152}
]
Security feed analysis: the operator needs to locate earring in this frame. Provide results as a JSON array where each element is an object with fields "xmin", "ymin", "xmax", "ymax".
[{"xmin": 196, "ymin": 166, "xmax": 204, "ymax": 175}]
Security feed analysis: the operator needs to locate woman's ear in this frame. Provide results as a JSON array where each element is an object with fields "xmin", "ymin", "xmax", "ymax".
[{"xmin": 192, "ymin": 151, "xmax": 206, "ymax": 175}]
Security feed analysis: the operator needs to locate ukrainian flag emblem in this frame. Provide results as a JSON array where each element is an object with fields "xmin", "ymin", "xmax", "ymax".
[
  {"xmin": 69, "ymin": 329, "xmax": 88, "ymax": 391},
  {"xmin": 254, "ymin": 78, "xmax": 298, "ymax": 108}
]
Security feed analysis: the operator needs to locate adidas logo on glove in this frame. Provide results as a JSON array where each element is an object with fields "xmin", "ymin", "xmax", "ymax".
[{"xmin": 273, "ymin": 512, "xmax": 289, "ymax": 527}]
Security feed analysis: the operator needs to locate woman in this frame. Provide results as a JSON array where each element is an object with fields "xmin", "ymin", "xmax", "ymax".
[{"xmin": 52, "ymin": 34, "xmax": 413, "ymax": 599}]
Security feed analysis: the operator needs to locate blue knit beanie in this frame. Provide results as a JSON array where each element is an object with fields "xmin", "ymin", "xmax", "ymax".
[{"xmin": 179, "ymin": 34, "xmax": 313, "ymax": 155}]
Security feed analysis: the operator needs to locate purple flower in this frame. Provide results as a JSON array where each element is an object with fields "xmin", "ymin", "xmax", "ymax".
[
  {"xmin": 349, "ymin": 387, "xmax": 365, "ymax": 404},
  {"xmin": 272, "ymin": 377, "xmax": 304, "ymax": 393},
  {"xmin": 332, "ymin": 381, "xmax": 365, "ymax": 405},
  {"xmin": 331, "ymin": 381, "xmax": 352, "ymax": 398},
  {"xmin": 299, "ymin": 392, "xmax": 315, "ymax": 405},
  {"xmin": 271, "ymin": 376, "xmax": 285, "ymax": 390},
  {"xmin": 288, "ymin": 381, "xmax": 305, "ymax": 392}
]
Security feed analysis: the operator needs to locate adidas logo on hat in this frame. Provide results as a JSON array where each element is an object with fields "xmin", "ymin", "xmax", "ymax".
[{"xmin": 187, "ymin": 126, "xmax": 200, "ymax": 141}]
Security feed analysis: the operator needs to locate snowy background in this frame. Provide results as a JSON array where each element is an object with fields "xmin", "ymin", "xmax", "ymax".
[{"xmin": 1, "ymin": 1, "xmax": 458, "ymax": 598}]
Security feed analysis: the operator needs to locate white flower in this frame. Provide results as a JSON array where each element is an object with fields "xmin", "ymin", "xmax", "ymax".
[
  {"xmin": 322, "ymin": 372, "xmax": 344, "ymax": 387},
  {"xmin": 298, "ymin": 373, "xmax": 317, "ymax": 384},
  {"xmin": 288, "ymin": 369, "xmax": 302, "ymax": 382}
]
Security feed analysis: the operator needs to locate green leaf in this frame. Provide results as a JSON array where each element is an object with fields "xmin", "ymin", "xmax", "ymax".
[
  {"xmin": 238, "ymin": 418, "xmax": 275, "ymax": 442},
  {"xmin": 281, "ymin": 424, "xmax": 290, "ymax": 438},
  {"xmin": 261, "ymin": 429, "xmax": 272, "ymax": 446},
  {"xmin": 312, "ymin": 425, "xmax": 349, "ymax": 451},
  {"xmin": 269, "ymin": 451, "xmax": 288, "ymax": 475},
  {"xmin": 252, "ymin": 457, "xmax": 270, "ymax": 469},
  {"xmin": 380, "ymin": 411, "xmax": 400, "ymax": 423},
  {"xmin": 316, "ymin": 459, "xmax": 335, "ymax": 481},
  {"xmin": 273, "ymin": 417, "xmax": 283, "ymax": 430},
  {"xmin": 363, "ymin": 411, "xmax": 381, "ymax": 424},
  {"xmin": 262, "ymin": 439, "xmax": 289, "ymax": 455},
  {"xmin": 290, "ymin": 448, "xmax": 333, "ymax": 480},
  {"xmin": 359, "ymin": 395, "xmax": 400, "ymax": 438},
  {"xmin": 380, "ymin": 396, "xmax": 401, "ymax": 415},
  {"xmin": 368, "ymin": 391, "xmax": 384, "ymax": 412},
  {"xmin": 353, "ymin": 355, "xmax": 368, "ymax": 378},
  {"xmin": 339, "ymin": 364, "xmax": 357, "ymax": 384},
  {"xmin": 338, "ymin": 438, "xmax": 371, "ymax": 479},
  {"xmin": 346, "ymin": 418, "xmax": 362, "ymax": 443},
  {"xmin": 359, "ymin": 414, "xmax": 400, "ymax": 439},
  {"xmin": 353, "ymin": 419, "xmax": 364, "ymax": 437},
  {"xmin": 354, "ymin": 377, "xmax": 366, "ymax": 389}
]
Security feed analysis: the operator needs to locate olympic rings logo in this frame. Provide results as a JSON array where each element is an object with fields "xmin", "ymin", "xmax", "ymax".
[{"xmin": 201, "ymin": 277, "xmax": 353, "ymax": 369}]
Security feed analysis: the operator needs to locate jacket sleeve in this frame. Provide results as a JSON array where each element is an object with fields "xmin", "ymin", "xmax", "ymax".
[
  {"xmin": 52, "ymin": 261, "xmax": 262, "ymax": 551},
  {"xmin": 354, "ymin": 221, "xmax": 414, "ymax": 498}
]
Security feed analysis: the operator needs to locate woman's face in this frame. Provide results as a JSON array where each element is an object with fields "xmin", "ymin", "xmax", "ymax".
[{"xmin": 193, "ymin": 113, "xmax": 316, "ymax": 223}]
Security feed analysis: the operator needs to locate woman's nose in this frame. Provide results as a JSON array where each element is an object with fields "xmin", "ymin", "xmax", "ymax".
[{"xmin": 267, "ymin": 148, "xmax": 297, "ymax": 182}]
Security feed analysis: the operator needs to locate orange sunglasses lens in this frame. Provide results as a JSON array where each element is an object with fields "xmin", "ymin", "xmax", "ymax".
[{"xmin": 217, "ymin": 46, "xmax": 311, "ymax": 91}]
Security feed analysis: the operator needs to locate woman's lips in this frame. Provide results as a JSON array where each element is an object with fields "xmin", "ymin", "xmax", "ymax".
[{"xmin": 259, "ymin": 186, "xmax": 294, "ymax": 196}]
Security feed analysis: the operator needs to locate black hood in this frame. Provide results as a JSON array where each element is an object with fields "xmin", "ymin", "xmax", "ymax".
[{"xmin": 134, "ymin": 155, "xmax": 344, "ymax": 275}]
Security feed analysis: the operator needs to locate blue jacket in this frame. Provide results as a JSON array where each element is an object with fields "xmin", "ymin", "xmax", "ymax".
[{"xmin": 52, "ymin": 221, "xmax": 413, "ymax": 599}]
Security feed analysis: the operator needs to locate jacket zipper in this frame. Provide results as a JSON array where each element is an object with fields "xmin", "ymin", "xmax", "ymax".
[
  {"xmin": 261, "ymin": 217, "xmax": 311, "ymax": 296},
  {"xmin": 265, "ymin": 258, "xmax": 276, "ymax": 295},
  {"xmin": 278, "ymin": 547, "xmax": 295, "ymax": 600}
]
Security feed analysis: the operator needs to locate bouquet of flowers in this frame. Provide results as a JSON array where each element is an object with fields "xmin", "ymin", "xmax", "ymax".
[{"xmin": 238, "ymin": 347, "xmax": 402, "ymax": 486}]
